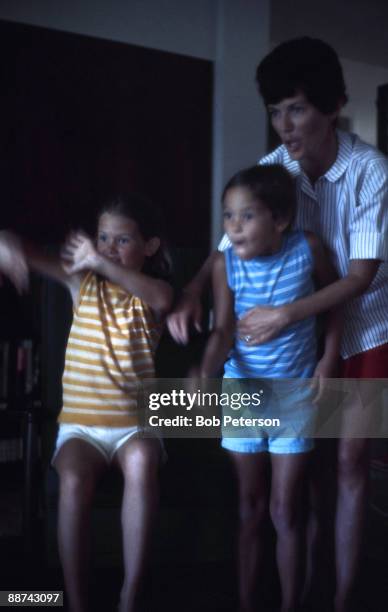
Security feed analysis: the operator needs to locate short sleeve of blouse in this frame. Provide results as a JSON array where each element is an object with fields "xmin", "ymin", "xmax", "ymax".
[{"xmin": 349, "ymin": 157, "xmax": 388, "ymax": 261}]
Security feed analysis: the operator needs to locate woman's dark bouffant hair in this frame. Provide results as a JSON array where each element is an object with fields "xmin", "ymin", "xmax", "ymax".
[
  {"xmin": 256, "ymin": 37, "xmax": 348, "ymax": 114},
  {"xmin": 99, "ymin": 193, "xmax": 172, "ymax": 280},
  {"xmin": 222, "ymin": 164, "xmax": 296, "ymax": 230}
]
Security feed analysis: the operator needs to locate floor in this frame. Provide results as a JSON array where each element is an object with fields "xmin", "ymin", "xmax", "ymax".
[{"xmin": 1, "ymin": 443, "xmax": 388, "ymax": 611}]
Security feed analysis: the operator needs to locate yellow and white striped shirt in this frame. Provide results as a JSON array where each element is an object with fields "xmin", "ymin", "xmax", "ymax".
[{"xmin": 59, "ymin": 271, "xmax": 162, "ymax": 427}]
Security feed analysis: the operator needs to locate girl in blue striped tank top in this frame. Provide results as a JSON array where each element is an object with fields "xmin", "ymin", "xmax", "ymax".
[{"xmin": 196, "ymin": 165, "xmax": 341, "ymax": 612}]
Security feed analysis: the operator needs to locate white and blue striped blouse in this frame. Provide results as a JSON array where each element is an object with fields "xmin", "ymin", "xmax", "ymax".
[{"xmin": 219, "ymin": 131, "xmax": 388, "ymax": 359}]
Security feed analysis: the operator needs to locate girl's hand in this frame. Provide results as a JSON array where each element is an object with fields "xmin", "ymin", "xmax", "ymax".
[
  {"xmin": 0, "ymin": 231, "xmax": 29, "ymax": 293},
  {"xmin": 61, "ymin": 232, "xmax": 101, "ymax": 274},
  {"xmin": 167, "ymin": 292, "xmax": 203, "ymax": 345},
  {"xmin": 237, "ymin": 305, "xmax": 290, "ymax": 345}
]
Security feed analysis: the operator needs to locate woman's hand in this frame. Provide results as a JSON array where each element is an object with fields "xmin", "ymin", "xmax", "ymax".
[
  {"xmin": 0, "ymin": 231, "xmax": 29, "ymax": 293},
  {"xmin": 237, "ymin": 304, "xmax": 290, "ymax": 345},
  {"xmin": 61, "ymin": 232, "xmax": 101, "ymax": 274},
  {"xmin": 312, "ymin": 355, "xmax": 339, "ymax": 403}
]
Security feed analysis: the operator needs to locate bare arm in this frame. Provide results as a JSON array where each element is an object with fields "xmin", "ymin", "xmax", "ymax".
[
  {"xmin": 167, "ymin": 251, "xmax": 217, "ymax": 344},
  {"xmin": 63, "ymin": 232, "xmax": 173, "ymax": 317},
  {"xmin": 305, "ymin": 232, "xmax": 342, "ymax": 384},
  {"xmin": 0, "ymin": 230, "xmax": 80, "ymax": 302},
  {"xmin": 24, "ymin": 240, "xmax": 82, "ymax": 304},
  {"xmin": 237, "ymin": 256, "xmax": 378, "ymax": 345},
  {"xmin": 0, "ymin": 231, "xmax": 29, "ymax": 293},
  {"xmin": 198, "ymin": 252, "xmax": 235, "ymax": 377}
]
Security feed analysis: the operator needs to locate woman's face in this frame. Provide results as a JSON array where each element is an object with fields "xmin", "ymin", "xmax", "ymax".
[{"xmin": 267, "ymin": 92, "xmax": 339, "ymax": 175}]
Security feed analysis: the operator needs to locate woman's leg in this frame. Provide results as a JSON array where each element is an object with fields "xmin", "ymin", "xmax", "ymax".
[
  {"xmin": 270, "ymin": 452, "xmax": 310, "ymax": 612},
  {"xmin": 334, "ymin": 437, "xmax": 369, "ymax": 612},
  {"xmin": 54, "ymin": 439, "xmax": 107, "ymax": 612},
  {"xmin": 303, "ymin": 440, "xmax": 336, "ymax": 610},
  {"xmin": 333, "ymin": 380, "xmax": 373, "ymax": 612},
  {"xmin": 229, "ymin": 451, "xmax": 269, "ymax": 612},
  {"xmin": 114, "ymin": 437, "xmax": 161, "ymax": 612}
]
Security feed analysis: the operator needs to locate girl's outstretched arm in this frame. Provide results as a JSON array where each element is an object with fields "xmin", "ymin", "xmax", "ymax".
[
  {"xmin": 0, "ymin": 230, "xmax": 81, "ymax": 305},
  {"xmin": 198, "ymin": 252, "xmax": 235, "ymax": 378},
  {"xmin": 0, "ymin": 231, "xmax": 29, "ymax": 293},
  {"xmin": 63, "ymin": 232, "xmax": 173, "ymax": 318}
]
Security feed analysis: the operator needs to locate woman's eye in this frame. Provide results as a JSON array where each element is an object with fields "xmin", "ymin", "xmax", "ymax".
[
  {"xmin": 223, "ymin": 211, "xmax": 232, "ymax": 220},
  {"xmin": 268, "ymin": 108, "xmax": 279, "ymax": 119},
  {"xmin": 98, "ymin": 234, "xmax": 107, "ymax": 242},
  {"xmin": 118, "ymin": 237, "xmax": 130, "ymax": 245}
]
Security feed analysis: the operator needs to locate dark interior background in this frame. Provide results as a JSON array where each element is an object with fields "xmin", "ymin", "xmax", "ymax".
[
  {"xmin": 0, "ymin": 18, "xmax": 214, "ymax": 417},
  {"xmin": 0, "ymin": 19, "xmax": 212, "ymax": 247},
  {"xmin": 0, "ymin": 22, "xmax": 226, "ymax": 594}
]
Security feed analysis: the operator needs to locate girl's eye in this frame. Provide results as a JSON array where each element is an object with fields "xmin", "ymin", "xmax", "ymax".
[
  {"xmin": 268, "ymin": 108, "xmax": 279, "ymax": 119},
  {"xmin": 118, "ymin": 237, "xmax": 130, "ymax": 245},
  {"xmin": 223, "ymin": 211, "xmax": 232, "ymax": 220},
  {"xmin": 291, "ymin": 105, "xmax": 304, "ymax": 114},
  {"xmin": 98, "ymin": 234, "xmax": 107, "ymax": 242}
]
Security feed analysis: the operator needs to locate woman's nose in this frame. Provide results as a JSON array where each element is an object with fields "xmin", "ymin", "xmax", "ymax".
[{"xmin": 279, "ymin": 112, "xmax": 293, "ymax": 133}]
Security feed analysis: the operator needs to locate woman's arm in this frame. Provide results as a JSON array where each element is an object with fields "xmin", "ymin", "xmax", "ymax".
[
  {"xmin": 237, "ymin": 256, "xmax": 378, "ymax": 346},
  {"xmin": 63, "ymin": 232, "xmax": 173, "ymax": 317},
  {"xmin": 305, "ymin": 233, "xmax": 342, "ymax": 386},
  {"xmin": 198, "ymin": 252, "xmax": 235, "ymax": 378}
]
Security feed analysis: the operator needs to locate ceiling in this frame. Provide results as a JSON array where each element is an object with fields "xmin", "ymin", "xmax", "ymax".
[{"xmin": 271, "ymin": 0, "xmax": 388, "ymax": 68}]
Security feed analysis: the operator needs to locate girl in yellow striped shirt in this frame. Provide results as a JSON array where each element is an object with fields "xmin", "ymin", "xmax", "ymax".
[{"xmin": 0, "ymin": 194, "xmax": 172, "ymax": 612}]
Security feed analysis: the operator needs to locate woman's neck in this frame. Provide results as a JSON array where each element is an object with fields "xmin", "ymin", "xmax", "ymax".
[{"xmin": 301, "ymin": 129, "xmax": 338, "ymax": 185}]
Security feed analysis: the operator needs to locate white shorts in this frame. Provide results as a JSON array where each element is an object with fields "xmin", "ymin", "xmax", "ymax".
[{"xmin": 52, "ymin": 423, "xmax": 148, "ymax": 464}]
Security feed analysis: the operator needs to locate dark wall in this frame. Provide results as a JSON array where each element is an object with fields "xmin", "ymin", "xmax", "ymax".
[
  {"xmin": 0, "ymin": 19, "xmax": 214, "ymax": 419},
  {"xmin": 0, "ymin": 19, "xmax": 212, "ymax": 250}
]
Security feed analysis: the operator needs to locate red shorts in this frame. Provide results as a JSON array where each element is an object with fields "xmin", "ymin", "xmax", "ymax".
[{"xmin": 340, "ymin": 342, "xmax": 388, "ymax": 379}]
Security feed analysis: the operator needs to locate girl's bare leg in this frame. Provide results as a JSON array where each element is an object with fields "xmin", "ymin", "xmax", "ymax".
[
  {"xmin": 54, "ymin": 439, "xmax": 107, "ymax": 612},
  {"xmin": 229, "ymin": 451, "xmax": 269, "ymax": 612},
  {"xmin": 115, "ymin": 438, "xmax": 161, "ymax": 612},
  {"xmin": 270, "ymin": 452, "xmax": 310, "ymax": 612}
]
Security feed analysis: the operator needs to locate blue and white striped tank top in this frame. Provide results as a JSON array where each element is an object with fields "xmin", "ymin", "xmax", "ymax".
[{"xmin": 224, "ymin": 230, "xmax": 317, "ymax": 379}]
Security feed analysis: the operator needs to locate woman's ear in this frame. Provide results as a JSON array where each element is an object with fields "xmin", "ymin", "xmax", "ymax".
[
  {"xmin": 330, "ymin": 97, "xmax": 345, "ymax": 124},
  {"xmin": 144, "ymin": 236, "xmax": 160, "ymax": 257}
]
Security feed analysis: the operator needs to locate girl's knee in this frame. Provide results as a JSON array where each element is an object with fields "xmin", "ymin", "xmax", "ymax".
[
  {"xmin": 270, "ymin": 497, "xmax": 299, "ymax": 532},
  {"xmin": 58, "ymin": 472, "xmax": 95, "ymax": 505},
  {"xmin": 57, "ymin": 463, "xmax": 99, "ymax": 500},
  {"xmin": 119, "ymin": 439, "xmax": 160, "ymax": 484},
  {"xmin": 239, "ymin": 490, "xmax": 268, "ymax": 528}
]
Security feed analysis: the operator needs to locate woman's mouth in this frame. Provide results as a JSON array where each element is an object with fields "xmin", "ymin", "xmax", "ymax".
[{"xmin": 285, "ymin": 140, "xmax": 300, "ymax": 154}]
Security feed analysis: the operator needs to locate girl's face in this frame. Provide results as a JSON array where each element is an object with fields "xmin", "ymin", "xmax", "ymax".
[
  {"xmin": 97, "ymin": 212, "xmax": 158, "ymax": 271},
  {"xmin": 223, "ymin": 187, "xmax": 288, "ymax": 260}
]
